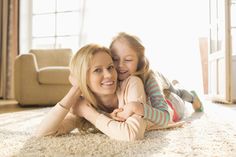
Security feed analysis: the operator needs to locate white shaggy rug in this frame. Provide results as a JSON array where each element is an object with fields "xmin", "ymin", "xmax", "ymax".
[{"xmin": 1, "ymin": 101, "xmax": 236, "ymax": 157}]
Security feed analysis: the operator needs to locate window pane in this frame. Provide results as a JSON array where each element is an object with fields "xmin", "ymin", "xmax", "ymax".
[
  {"xmin": 32, "ymin": 37, "xmax": 55, "ymax": 49},
  {"xmin": 57, "ymin": 12, "xmax": 80, "ymax": 36},
  {"xmin": 33, "ymin": 0, "xmax": 56, "ymax": 14},
  {"xmin": 32, "ymin": 14, "xmax": 55, "ymax": 37},
  {"xmin": 57, "ymin": 0, "xmax": 81, "ymax": 11},
  {"xmin": 210, "ymin": 26, "xmax": 218, "ymax": 53},
  {"xmin": 56, "ymin": 36, "xmax": 79, "ymax": 52}
]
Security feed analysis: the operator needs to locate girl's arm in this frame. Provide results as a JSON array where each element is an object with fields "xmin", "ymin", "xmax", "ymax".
[
  {"xmin": 142, "ymin": 75, "xmax": 170, "ymax": 126},
  {"xmin": 34, "ymin": 86, "xmax": 81, "ymax": 137}
]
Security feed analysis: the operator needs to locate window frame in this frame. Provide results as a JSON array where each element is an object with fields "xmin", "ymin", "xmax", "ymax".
[{"xmin": 19, "ymin": 0, "xmax": 85, "ymax": 54}]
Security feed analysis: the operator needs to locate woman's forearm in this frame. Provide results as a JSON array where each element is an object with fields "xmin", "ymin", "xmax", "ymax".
[
  {"xmin": 34, "ymin": 87, "xmax": 81, "ymax": 137},
  {"xmin": 59, "ymin": 86, "xmax": 81, "ymax": 109},
  {"xmin": 80, "ymin": 105, "xmax": 145, "ymax": 141},
  {"xmin": 34, "ymin": 104, "xmax": 70, "ymax": 137},
  {"xmin": 95, "ymin": 114, "xmax": 146, "ymax": 141},
  {"xmin": 81, "ymin": 105, "xmax": 100, "ymax": 124}
]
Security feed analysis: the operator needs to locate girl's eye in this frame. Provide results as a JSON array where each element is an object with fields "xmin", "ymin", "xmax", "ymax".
[{"xmin": 125, "ymin": 59, "xmax": 132, "ymax": 62}]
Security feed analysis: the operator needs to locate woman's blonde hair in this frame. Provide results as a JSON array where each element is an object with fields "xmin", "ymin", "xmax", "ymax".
[
  {"xmin": 70, "ymin": 43, "xmax": 112, "ymax": 132},
  {"xmin": 110, "ymin": 32, "xmax": 153, "ymax": 84}
]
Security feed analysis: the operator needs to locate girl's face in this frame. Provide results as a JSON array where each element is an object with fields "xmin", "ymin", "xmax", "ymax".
[
  {"xmin": 111, "ymin": 40, "xmax": 138, "ymax": 81},
  {"xmin": 88, "ymin": 51, "xmax": 117, "ymax": 97}
]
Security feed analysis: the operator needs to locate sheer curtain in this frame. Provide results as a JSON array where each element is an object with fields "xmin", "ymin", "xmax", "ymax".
[{"xmin": 0, "ymin": 0, "xmax": 19, "ymax": 99}]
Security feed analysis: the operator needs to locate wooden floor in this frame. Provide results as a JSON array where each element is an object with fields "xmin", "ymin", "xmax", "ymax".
[{"xmin": 0, "ymin": 99, "xmax": 45, "ymax": 114}]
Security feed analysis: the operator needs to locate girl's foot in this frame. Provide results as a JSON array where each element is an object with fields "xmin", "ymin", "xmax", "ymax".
[
  {"xmin": 163, "ymin": 89, "xmax": 171, "ymax": 98},
  {"xmin": 190, "ymin": 91, "xmax": 204, "ymax": 112},
  {"xmin": 172, "ymin": 80, "xmax": 179, "ymax": 86}
]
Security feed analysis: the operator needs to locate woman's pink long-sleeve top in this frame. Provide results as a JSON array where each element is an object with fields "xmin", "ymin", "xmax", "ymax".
[{"xmin": 34, "ymin": 76, "xmax": 180, "ymax": 141}]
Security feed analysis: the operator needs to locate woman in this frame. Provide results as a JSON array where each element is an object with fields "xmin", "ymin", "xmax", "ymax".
[{"xmin": 34, "ymin": 44, "xmax": 183, "ymax": 141}]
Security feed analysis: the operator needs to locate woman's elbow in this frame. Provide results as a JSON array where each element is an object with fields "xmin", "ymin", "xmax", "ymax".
[
  {"xmin": 127, "ymin": 132, "xmax": 144, "ymax": 141},
  {"xmin": 115, "ymin": 128, "xmax": 143, "ymax": 141},
  {"xmin": 122, "ymin": 117, "xmax": 146, "ymax": 141},
  {"xmin": 33, "ymin": 128, "xmax": 57, "ymax": 137},
  {"xmin": 32, "ymin": 130, "xmax": 46, "ymax": 137}
]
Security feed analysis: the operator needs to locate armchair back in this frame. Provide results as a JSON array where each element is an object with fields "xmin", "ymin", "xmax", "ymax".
[{"xmin": 30, "ymin": 49, "xmax": 73, "ymax": 69}]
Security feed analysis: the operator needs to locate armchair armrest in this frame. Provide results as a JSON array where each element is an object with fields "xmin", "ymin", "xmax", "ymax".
[{"xmin": 14, "ymin": 53, "xmax": 39, "ymax": 103}]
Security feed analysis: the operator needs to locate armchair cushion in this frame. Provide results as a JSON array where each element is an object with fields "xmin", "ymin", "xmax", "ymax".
[{"xmin": 38, "ymin": 66, "xmax": 70, "ymax": 85}]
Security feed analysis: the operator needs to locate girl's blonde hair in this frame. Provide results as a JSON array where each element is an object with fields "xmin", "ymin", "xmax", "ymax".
[
  {"xmin": 110, "ymin": 32, "xmax": 153, "ymax": 84},
  {"xmin": 70, "ymin": 43, "xmax": 112, "ymax": 132}
]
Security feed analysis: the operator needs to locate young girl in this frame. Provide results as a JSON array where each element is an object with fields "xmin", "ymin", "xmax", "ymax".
[{"xmin": 109, "ymin": 32, "xmax": 203, "ymax": 126}]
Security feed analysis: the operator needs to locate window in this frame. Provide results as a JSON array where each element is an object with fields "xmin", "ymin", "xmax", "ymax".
[
  {"xmin": 20, "ymin": 0, "xmax": 85, "ymax": 53},
  {"xmin": 231, "ymin": 0, "xmax": 236, "ymax": 55}
]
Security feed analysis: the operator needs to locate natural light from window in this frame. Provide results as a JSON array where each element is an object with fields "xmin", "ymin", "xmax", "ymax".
[
  {"xmin": 20, "ymin": 0, "xmax": 208, "ymax": 94},
  {"xmin": 30, "ymin": 0, "xmax": 82, "ymax": 50}
]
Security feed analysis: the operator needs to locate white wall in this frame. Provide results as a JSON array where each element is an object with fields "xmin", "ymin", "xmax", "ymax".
[
  {"xmin": 81, "ymin": 0, "xmax": 209, "ymax": 94},
  {"xmin": 233, "ymin": 55, "xmax": 236, "ymax": 101}
]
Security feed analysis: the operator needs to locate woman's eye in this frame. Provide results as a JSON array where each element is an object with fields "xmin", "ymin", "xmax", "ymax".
[
  {"xmin": 94, "ymin": 69, "xmax": 102, "ymax": 73},
  {"xmin": 108, "ymin": 65, "xmax": 114, "ymax": 71}
]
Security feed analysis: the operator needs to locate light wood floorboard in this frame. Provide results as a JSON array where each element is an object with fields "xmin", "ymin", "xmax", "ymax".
[{"xmin": 0, "ymin": 99, "xmax": 45, "ymax": 114}]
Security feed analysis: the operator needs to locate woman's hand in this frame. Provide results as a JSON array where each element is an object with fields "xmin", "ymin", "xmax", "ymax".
[
  {"xmin": 109, "ymin": 108, "xmax": 126, "ymax": 122},
  {"xmin": 68, "ymin": 73, "xmax": 81, "ymax": 97},
  {"xmin": 116, "ymin": 102, "xmax": 144, "ymax": 120},
  {"xmin": 69, "ymin": 73, "xmax": 79, "ymax": 87},
  {"xmin": 72, "ymin": 98, "xmax": 91, "ymax": 117},
  {"xmin": 72, "ymin": 98, "xmax": 100, "ymax": 124},
  {"xmin": 116, "ymin": 104, "xmax": 134, "ymax": 120}
]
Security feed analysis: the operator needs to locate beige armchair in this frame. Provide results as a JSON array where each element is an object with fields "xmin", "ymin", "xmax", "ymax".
[{"xmin": 14, "ymin": 49, "xmax": 72, "ymax": 106}]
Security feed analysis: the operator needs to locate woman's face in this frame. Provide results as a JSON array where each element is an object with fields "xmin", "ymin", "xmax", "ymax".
[
  {"xmin": 111, "ymin": 40, "xmax": 138, "ymax": 81},
  {"xmin": 88, "ymin": 51, "xmax": 117, "ymax": 96}
]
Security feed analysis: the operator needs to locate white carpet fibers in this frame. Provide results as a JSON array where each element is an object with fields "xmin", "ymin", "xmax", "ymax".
[{"xmin": 0, "ymin": 102, "xmax": 236, "ymax": 157}]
